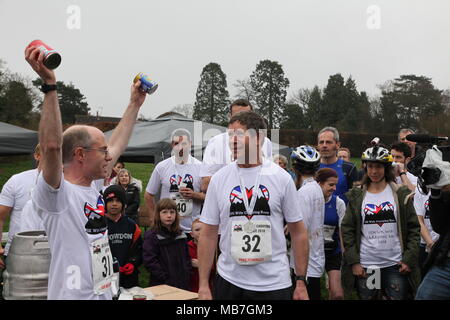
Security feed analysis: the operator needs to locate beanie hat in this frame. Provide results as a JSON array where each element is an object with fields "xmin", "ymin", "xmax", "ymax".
[{"xmin": 103, "ymin": 185, "xmax": 126, "ymax": 211}]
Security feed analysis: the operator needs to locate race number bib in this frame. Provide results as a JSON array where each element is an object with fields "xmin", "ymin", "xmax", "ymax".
[
  {"xmin": 323, "ymin": 225, "xmax": 336, "ymax": 243},
  {"xmin": 90, "ymin": 237, "xmax": 114, "ymax": 295},
  {"xmin": 171, "ymin": 192, "xmax": 193, "ymax": 217},
  {"xmin": 231, "ymin": 220, "xmax": 272, "ymax": 265}
]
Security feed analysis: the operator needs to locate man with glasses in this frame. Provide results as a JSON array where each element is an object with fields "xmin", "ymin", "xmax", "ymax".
[{"xmin": 24, "ymin": 44, "xmax": 148, "ymax": 300}]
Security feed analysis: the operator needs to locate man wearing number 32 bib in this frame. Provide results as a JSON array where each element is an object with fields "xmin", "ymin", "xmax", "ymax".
[
  {"xmin": 25, "ymin": 44, "xmax": 149, "ymax": 300},
  {"xmin": 198, "ymin": 111, "xmax": 310, "ymax": 300},
  {"xmin": 145, "ymin": 129, "xmax": 205, "ymax": 236}
]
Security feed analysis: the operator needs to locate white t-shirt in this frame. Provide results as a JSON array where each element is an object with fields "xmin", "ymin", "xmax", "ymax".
[
  {"xmin": 289, "ymin": 178, "xmax": 325, "ymax": 278},
  {"xmin": 0, "ymin": 168, "xmax": 39, "ymax": 255},
  {"xmin": 414, "ymin": 191, "xmax": 439, "ymax": 245},
  {"xmin": 200, "ymin": 159, "xmax": 302, "ymax": 291},
  {"xmin": 200, "ymin": 132, "xmax": 273, "ymax": 177},
  {"xmin": 32, "ymin": 174, "xmax": 112, "ymax": 300},
  {"xmin": 19, "ymin": 199, "xmax": 45, "ymax": 233},
  {"xmin": 395, "ymin": 171, "xmax": 418, "ymax": 188},
  {"xmin": 360, "ymin": 185, "xmax": 402, "ymax": 268},
  {"xmin": 146, "ymin": 155, "xmax": 202, "ymax": 232}
]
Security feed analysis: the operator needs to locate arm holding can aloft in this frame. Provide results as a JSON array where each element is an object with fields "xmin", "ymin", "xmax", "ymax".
[{"xmin": 24, "ymin": 45, "xmax": 62, "ymax": 189}]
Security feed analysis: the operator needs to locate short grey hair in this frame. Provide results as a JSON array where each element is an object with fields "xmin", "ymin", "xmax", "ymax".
[
  {"xmin": 398, "ymin": 128, "xmax": 415, "ymax": 140},
  {"xmin": 318, "ymin": 127, "xmax": 340, "ymax": 142},
  {"xmin": 273, "ymin": 154, "xmax": 288, "ymax": 166},
  {"xmin": 62, "ymin": 126, "xmax": 93, "ymax": 165}
]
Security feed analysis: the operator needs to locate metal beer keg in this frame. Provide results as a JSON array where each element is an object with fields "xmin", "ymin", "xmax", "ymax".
[{"xmin": 2, "ymin": 231, "xmax": 50, "ymax": 300}]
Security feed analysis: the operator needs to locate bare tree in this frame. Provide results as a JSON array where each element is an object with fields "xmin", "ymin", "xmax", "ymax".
[
  {"xmin": 171, "ymin": 103, "xmax": 194, "ymax": 118},
  {"xmin": 233, "ymin": 78, "xmax": 257, "ymax": 107}
]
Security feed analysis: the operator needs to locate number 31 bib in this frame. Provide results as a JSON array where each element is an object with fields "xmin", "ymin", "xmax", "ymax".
[
  {"xmin": 90, "ymin": 237, "xmax": 114, "ymax": 295},
  {"xmin": 231, "ymin": 220, "xmax": 272, "ymax": 265}
]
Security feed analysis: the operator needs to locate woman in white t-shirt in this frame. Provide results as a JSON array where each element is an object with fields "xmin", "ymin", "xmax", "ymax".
[
  {"xmin": 341, "ymin": 146, "xmax": 421, "ymax": 300},
  {"xmin": 290, "ymin": 145, "xmax": 324, "ymax": 300}
]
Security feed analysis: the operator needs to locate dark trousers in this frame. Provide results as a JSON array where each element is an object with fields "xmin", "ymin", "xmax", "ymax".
[
  {"xmin": 213, "ymin": 274, "xmax": 292, "ymax": 300},
  {"xmin": 290, "ymin": 269, "xmax": 321, "ymax": 300}
]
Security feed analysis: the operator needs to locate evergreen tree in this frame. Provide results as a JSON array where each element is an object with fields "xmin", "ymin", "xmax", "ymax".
[
  {"xmin": 193, "ymin": 62, "xmax": 229, "ymax": 126},
  {"xmin": 250, "ymin": 60, "xmax": 289, "ymax": 128},
  {"xmin": 321, "ymin": 74, "xmax": 347, "ymax": 128},
  {"xmin": 304, "ymin": 86, "xmax": 323, "ymax": 130},
  {"xmin": 280, "ymin": 104, "xmax": 306, "ymax": 129},
  {"xmin": 33, "ymin": 79, "xmax": 90, "ymax": 124},
  {"xmin": 379, "ymin": 75, "xmax": 444, "ymax": 133},
  {"xmin": 0, "ymin": 80, "xmax": 34, "ymax": 126}
]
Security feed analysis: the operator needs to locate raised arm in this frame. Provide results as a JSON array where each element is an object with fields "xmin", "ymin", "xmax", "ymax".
[{"xmin": 25, "ymin": 46, "xmax": 62, "ymax": 189}]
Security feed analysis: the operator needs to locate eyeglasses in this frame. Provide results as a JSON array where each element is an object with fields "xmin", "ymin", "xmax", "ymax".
[{"xmin": 82, "ymin": 147, "xmax": 109, "ymax": 156}]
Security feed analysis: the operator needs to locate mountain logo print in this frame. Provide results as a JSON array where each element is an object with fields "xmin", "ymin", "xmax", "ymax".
[
  {"xmin": 363, "ymin": 201, "xmax": 396, "ymax": 227},
  {"xmin": 84, "ymin": 195, "xmax": 107, "ymax": 234},
  {"xmin": 229, "ymin": 184, "xmax": 270, "ymax": 218},
  {"xmin": 169, "ymin": 173, "xmax": 194, "ymax": 192}
]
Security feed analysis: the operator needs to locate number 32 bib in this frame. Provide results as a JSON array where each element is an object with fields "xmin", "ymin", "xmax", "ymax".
[{"xmin": 231, "ymin": 220, "xmax": 272, "ymax": 265}]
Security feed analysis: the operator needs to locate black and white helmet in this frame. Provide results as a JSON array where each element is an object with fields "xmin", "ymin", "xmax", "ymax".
[
  {"xmin": 291, "ymin": 145, "xmax": 321, "ymax": 172},
  {"xmin": 361, "ymin": 146, "xmax": 393, "ymax": 165}
]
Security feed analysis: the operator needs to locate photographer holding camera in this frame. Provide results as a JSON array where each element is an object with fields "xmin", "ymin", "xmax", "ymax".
[{"xmin": 406, "ymin": 134, "xmax": 450, "ymax": 300}]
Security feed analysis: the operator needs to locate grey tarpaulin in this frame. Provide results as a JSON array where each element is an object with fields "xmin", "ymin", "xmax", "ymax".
[
  {"xmin": 104, "ymin": 114, "xmax": 290, "ymax": 164},
  {"xmin": 0, "ymin": 122, "xmax": 38, "ymax": 156}
]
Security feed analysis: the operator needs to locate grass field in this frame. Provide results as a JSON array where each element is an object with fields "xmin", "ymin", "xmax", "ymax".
[{"xmin": 0, "ymin": 156, "xmax": 361, "ymax": 297}]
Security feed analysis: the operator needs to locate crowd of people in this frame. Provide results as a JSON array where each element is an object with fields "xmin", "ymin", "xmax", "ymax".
[{"xmin": 0, "ymin": 44, "xmax": 448, "ymax": 300}]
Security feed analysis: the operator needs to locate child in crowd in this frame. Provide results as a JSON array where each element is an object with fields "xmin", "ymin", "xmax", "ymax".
[
  {"xmin": 187, "ymin": 219, "xmax": 215, "ymax": 292},
  {"xmin": 143, "ymin": 198, "xmax": 192, "ymax": 290}
]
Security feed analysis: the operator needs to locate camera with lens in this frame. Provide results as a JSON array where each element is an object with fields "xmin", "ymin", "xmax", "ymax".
[
  {"xmin": 406, "ymin": 134, "xmax": 450, "ymax": 237},
  {"xmin": 406, "ymin": 135, "xmax": 450, "ymax": 194}
]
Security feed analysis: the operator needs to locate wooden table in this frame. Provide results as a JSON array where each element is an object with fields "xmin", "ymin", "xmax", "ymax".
[{"xmin": 143, "ymin": 285, "xmax": 198, "ymax": 300}]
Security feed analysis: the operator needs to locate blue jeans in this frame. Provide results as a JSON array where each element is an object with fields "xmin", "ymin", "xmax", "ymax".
[
  {"xmin": 356, "ymin": 265, "xmax": 411, "ymax": 300},
  {"xmin": 416, "ymin": 259, "xmax": 450, "ymax": 300}
]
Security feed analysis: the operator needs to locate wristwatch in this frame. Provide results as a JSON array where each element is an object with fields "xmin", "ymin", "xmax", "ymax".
[
  {"xmin": 40, "ymin": 83, "xmax": 57, "ymax": 94},
  {"xmin": 399, "ymin": 171, "xmax": 407, "ymax": 176},
  {"xmin": 295, "ymin": 275, "xmax": 308, "ymax": 284}
]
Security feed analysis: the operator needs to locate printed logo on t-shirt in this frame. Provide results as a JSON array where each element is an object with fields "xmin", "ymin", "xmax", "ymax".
[
  {"xmin": 229, "ymin": 184, "xmax": 270, "ymax": 218},
  {"xmin": 363, "ymin": 201, "xmax": 396, "ymax": 227},
  {"xmin": 169, "ymin": 174, "xmax": 194, "ymax": 192},
  {"xmin": 84, "ymin": 195, "xmax": 108, "ymax": 234}
]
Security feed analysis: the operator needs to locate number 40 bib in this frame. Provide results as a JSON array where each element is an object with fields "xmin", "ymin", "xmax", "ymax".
[{"xmin": 231, "ymin": 220, "xmax": 272, "ymax": 265}]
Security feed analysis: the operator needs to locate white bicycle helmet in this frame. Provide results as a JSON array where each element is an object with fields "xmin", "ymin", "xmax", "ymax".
[
  {"xmin": 361, "ymin": 146, "xmax": 393, "ymax": 165},
  {"xmin": 291, "ymin": 145, "xmax": 321, "ymax": 172}
]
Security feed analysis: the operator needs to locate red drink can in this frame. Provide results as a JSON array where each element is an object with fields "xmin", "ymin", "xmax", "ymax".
[{"xmin": 27, "ymin": 40, "xmax": 62, "ymax": 70}]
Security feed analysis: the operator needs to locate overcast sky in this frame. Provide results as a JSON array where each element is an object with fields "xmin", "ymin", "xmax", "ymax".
[{"xmin": 1, "ymin": 0, "xmax": 449, "ymax": 119}]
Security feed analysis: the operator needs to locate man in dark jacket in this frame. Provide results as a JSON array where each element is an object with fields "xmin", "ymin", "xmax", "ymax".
[{"xmin": 104, "ymin": 185, "xmax": 143, "ymax": 289}]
